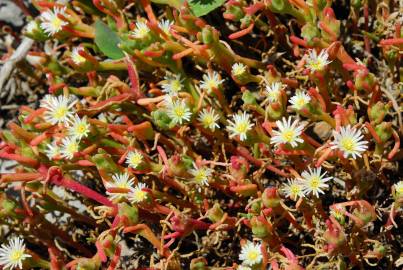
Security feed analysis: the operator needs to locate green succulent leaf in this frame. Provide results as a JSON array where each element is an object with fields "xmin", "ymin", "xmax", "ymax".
[
  {"xmin": 94, "ymin": 20, "xmax": 124, "ymax": 59},
  {"xmin": 188, "ymin": 0, "xmax": 226, "ymax": 17}
]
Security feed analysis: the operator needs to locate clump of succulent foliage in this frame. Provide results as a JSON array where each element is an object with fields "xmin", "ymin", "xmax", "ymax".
[{"xmin": 0, "ymin": 0, "xmax": 402, "ymax": 269}]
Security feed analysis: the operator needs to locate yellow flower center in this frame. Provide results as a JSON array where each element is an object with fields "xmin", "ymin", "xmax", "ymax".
[
  {"xmin": 247, "ymin": 250, "xmax": 259, "ymax": 261},
  {"xmin": 340, "ymin": 137, "xmax": 355, "ymax": 152},
  {"xmin": 235, "ymin": 122, "xmax": 248, "ymax": 134},
  {"xmin": 207, "ymin": 80, "xmax": 218, "ymax": 90},
  {"xmin": 170, "ymin": 80, "xmax": 182, "ymax": 92},
  {"xmin": 130, "ymin": 155, "xmax": 142, "ymax": 167},
  {"xmin": 282, "ymin": 130, "xmax": 295, "ymax": 142},
  {"xmin": 202, "ymin": 116, "xmax": 214, "ymax": 127},
  {"xmin": 309, "ymin": 176, "xmax": 320, "ymax": 189},
  {"xmin": 53, "ymin": 107, "xmax": 68, "ymax": 120},
  {"xmin": 133, "ymin": 189, "xmax": 147, "ymax": 202},
  {"xmin": 67, "ymin": 142, "xmax": 78, "ymax": 154},
  {"xmin": 51, "ymin": 17, "xmax": 63, "ymax": 31},
  {"xmin": 76, "ymin": 123, "xmax": 87, "ymax": 134},
  {"xmin": 233, "ymin": 66, "xmax": 245, "ymax": 76},
  {"xmin": 194, "ymin": 170, "xmax": 207, "ymax": 183},
  {"xmin": 173, "ymin": 106, "xmax": 186, "ymax": 118},
  {"xmin": 73, "ymin": 54, "xmax": 86, "ymax": 64},
  {"xmin": 290, "ymin": 185, "xmax": 301, "ymax": 196},
  {"xmin": 309, "ymin": 60, "xmax": 324, "ymax": 71},
  {"xmin": 10, "ymin": 250, "xmax": 24, "ymax": 262},
  {"xmin": 296, "ymin": 98, "xmax": 306, "ymax": 108}
]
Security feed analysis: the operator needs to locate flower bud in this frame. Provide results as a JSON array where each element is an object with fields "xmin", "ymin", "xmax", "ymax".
[
  {"xmin": 262, "ymin": 187, "xmax": 281, "ymax": 209},
  {"xmin": 118, "ymin": 202, "xmax": 139, "ymax": 226},
  {"xmin": 74, "ymin": 257, "xmax": 101, "ymax": 270},
  {"xmin": 92, "ymin": 150, "xmax": 120, "ymax": 175},
  {"xmin": 0, "ymin": 194, "xmax": 18, "ymax": 219},
  {"xmin": 24, "ymin": 20, "xmax": 48, "ymax": 41},
  {"xmin": 375, "ymin": 122, "xmax": 392, "ymax": 143},
  {"xmin": 323, "ymin": 219, "xmax": 346, "ymax": 255},
  {"xmin": 230, "ymin": 156, "xmax": 250, "ymax": 181},
  {"xmin": 251, "ymin": 216, "xmax": 269, "ymax": 238},
  {"xmin": 354, "ymin": 70, "xmax": 376, "ymax": 92},
  {"xmin": 301, "ymin": 23, "xmax": 321, "ymax": 46},
  {"xmin": 207, "ymin": 203, "xmax": 224, "ymax": 223},
  {"xmin": 368, "ymin": 102, "xmax": 389, "ymax": 124}
]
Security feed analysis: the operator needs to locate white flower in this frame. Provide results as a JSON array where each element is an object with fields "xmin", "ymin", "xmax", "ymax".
[
  {"xmin": 129, "ymin": 182, "xmax": 148, "ymax": 203},
  {"xmin": 25, "ymin": 21, "xmax": 39, "ymax": 34},
  {"xmin": 161, "ymin": 74, "xmax": 183, "ymax": 96},
  {"xmin": 132, "ymin": 21, "xmax": 150, "ymax": 39},
  {"xmin": 166, "ymin": 99, "xmax": 192, "ymax": 125},
  {"xmin": 300, "ymin": 167, "xmax": 332, "ymax": 197},
  {"xmin": 231, "ymin": 63, "xmax": 246, "ymax": 77},
  {"xmin": 60, "ymin": 137, "xmax": 79, "ymax": 160},
  {"xmin": 266, "ymin": 82, "xmax": 284, "ymax": 103},
  {"xmin": 394, "ymin": 181, "xmax": 403, "ymax": 197},
  {"xmin": 289, "ymin": 91, "xmax": 311, "ymax": 110},
  {"xmin": 39, "ymin": 7, "xmax": 69, "ymax": 36},
  {"xmin": 71, "ymin": 47, "xmax": 86, "ymax": 65},
  {"xmin": 45, "ymin": 141, "xmax": 60, "ymax": 160},
  {"xmin": 239, "ymin": 241, "xmax": 262, "ymax": 266},
  {"xmin": 40, "ymin": 94, "xmax": 77, "ymax": 125},
  {"xmin": 106, "ymin": 172, "xmax": 135, "ymax": 201},
  {"xmin": 281, "ymin": 179, "xmax": 305, "ymax": 200},
  {"xmin": 0, "ymin": 236, "xmax": 31, "ymax": 270},
  {"xmin": 67, "ymin": 115, "xmax": 90, "ymax": 140},
  {"xmin": 227, "ymin": 111, "xmax": 254, "ymax": 141},
  {"xmin": 158, "ymin": 19, "xmax": 173, "ymax": 35},
  {"xmin": 271, "ymin": 117, "xmax": 304, "ymax": 148},
  {"xmin": 189, "ymin": 163, "xmax": 212, "ymax": 186},
  {"xmin": 198, "ymin": 108, "xmax": 220, "ymax": 131},
  {"xmin": 199, "ymin": 71, "xmax": 224, "ymax": 93},
  {"xmin": 126, "ymin": 151, "xmax": 143, "ymax": 169},
  {"xmin": 330, "ymin": 125, "xmax": 368, "ymax": 159},
  {"xmin": 305, "ymin": 49, "xmax": 331, "ymax": 72}
]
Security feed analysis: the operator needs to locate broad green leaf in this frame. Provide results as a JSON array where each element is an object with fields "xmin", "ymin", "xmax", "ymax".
[
  {"xmin": 94, "ymin": 20, "xmax": 124, "ymax": 59},
  {"xmin": 188, "ymin": 0, "xmax": 226, "ymax": 17}
]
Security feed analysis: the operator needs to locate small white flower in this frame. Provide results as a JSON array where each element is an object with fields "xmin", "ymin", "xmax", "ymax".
[
  {"xmin": 271, "ymin": 117, "xmax": 304, "ymax": 148},
  {"xmin": 132, "ymin": 21, "xmax": 150, "ymax": 39},
  {"xmin": 60, "ymin": 137, "xmax": 79, "ymax": 160},
  {"xmin": 239, "ymin": 241, "xmax": 262, "ymax": 266},
  {"xmin": 25, "ymin": 20, "xmax": 39, "ymax": 34},
  {"xmin": 158, "ymin": 19, "xmax": 173, "ymax": 35},
  {"xmin": 40, "ymin": 94, "xmax": 77, "ymax": 125},
  {"xmin": 106, "ymin": 172, "xmax": 135, "ymax": 201},
  {"xmin": 231, "ymin": 63, "xmax": 246, "ymax": 77},
  {"xmin": 199, "ymin": 71, "xmax": 224, "ymax": 93},
  {"xmin": 67, "ymin": 115, "xmax": 90, "ymax": 140},
  {"xmin": 266, "ymin": 82, "xmax": 284, "ymax": 103},
  {"xmin": 281, "ymin": 179, "xmax": 305, "ymax": 200},
  {"xmin": 300, "ymin": 167, "xmax": 332, "ymax": 197},
  {"xmin": 227, "ymin": 111, "xmax": 254, "ymax": 141},
  {"xmin": 129, "ymin": 182, "xmax": 148, "ymax": 203},
  {"xmin": 198, "ymin": 108, "xmax": 220, "ymax": 131},
  {"xmin": 126, "ymin": 151, "xmax": 143, "ymax": 169},
  {"xmin": 39, "ymin": 7, "xmax": 69, "ymax": 36},
  {"xmin": 330, "ymin": 125, "xmax": 368, "ymax": 159},
  {"xmin": 71, "ymin": 47, "xmax": 86, "ymax": 65},
  {"xmin": 394, "ymin": 181, "xmax": 403, "ymax": 197},
  {"xmin": 45, "ymin": 141, "xmax": 60, "ymax": 160},
  {"xmin": 305, "ymin": 49, "xmax": 331, "ymax": 72},
  {"xmin": 0, "ymin": 236, "xmax": 31, "ymax": 270},
  {"xmin": 189, "ymin": 163, "xmax": 212, "ymax": 187},
  {"xmin": 166, "ymin": 99, "xmax": 192, "ymax": 125},
  {"xmin": 161, "ymin": 74, "xmax": 183, "ymax": 96},
  {"xmin": 289, "ymin": 91, "xmax": 311, "ymax": 110}
]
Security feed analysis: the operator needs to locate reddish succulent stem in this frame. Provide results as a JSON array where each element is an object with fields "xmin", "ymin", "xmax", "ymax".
[
  {"xmin": 387, "ymin": 130, "xmax": 400, "ymax": 160},
  {"xmin": 229, "ymin": 23, "xmax": 254, "ymax": 40}
]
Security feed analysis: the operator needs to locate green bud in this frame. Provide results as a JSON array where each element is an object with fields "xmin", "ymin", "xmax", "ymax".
[
  {"xmin": 262, "ymin": 187, "xmax": 281, "ymax": 209},
  {"xmin": 92, "ymin": 150, "xmax": 120, "ymax": 174},
  {"xmin": 375, "ymin": 122, "xmax": 392, "ymax": 143},
  {"xmin": 301, "ymin": 23, "xmax": 321, "ymax": 46},
  {"xmin": 190, "ymin": 258, "xmax": 208, "ymax": 270},
  {"xmin": 0, "ymin": 194, "xmax": 18, "ymax": 219},
  {"xmin": 207, "ymin": 203, "xmax": 224, "ymax": 223},
  {"xmin": 251, "ymin": 216, "xmax": 269, "ymax": 238},
  {"xmin": 118, "ymin": 202, "xmax": 139, "ymax": 226},
  {"xmin": 151, "ymin": 110, "xmax": 171, "ymax": 130},
  {"xmin": 368, "ymin": 102, "xmax": 389, "ymax": 124}
]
